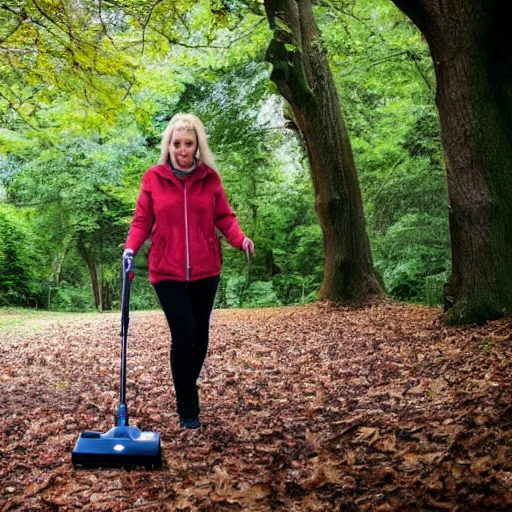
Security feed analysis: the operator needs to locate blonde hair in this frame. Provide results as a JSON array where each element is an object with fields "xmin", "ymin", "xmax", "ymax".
[{"xmin": 158, "ymin": 113, "xmax": 216, "ymax": 170}]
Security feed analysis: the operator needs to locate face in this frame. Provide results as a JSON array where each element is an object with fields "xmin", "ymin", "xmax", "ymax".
[{"xmin": 169, "ymin": 128, "xmax": 197, "ymax": 170}]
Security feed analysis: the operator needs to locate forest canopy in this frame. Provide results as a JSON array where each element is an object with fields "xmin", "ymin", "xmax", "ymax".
[{"xmin": 0, "ymin": 0, "xmax": 449, "ymax": 314}]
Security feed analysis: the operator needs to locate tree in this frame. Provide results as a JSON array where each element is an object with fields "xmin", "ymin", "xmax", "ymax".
[
  {"xmin": 6, "ymin": 136, "xmax": 143, "ymax": 311},
  {"xmin": 0, "ymin": 0, "xmax": 140, "ymax": 133},
  {"xmin": 389, "ymin": 0, "xmax": 512, "ymax": 324},
  {"xmin": 0, "ymin": 204, "xmax": 45, "ymax": 306},
  {"xmin": 316, "ymin": 0, "xmax": 449, "ymax": 306},
  {"xmin": 263, "ymin": 0, "xmax": 384, "ymax": 301}
]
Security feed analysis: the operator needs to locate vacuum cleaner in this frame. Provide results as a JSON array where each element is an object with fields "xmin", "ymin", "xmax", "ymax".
[{"xmin": 72, "ymin": 254, "xmax": 161, "ymax": 469}]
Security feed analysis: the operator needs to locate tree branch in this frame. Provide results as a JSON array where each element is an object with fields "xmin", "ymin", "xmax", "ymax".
[
  {"xmin": 365, "ymin": 49, "xmax": 410, "ymax": 70},
  {"xmin": 26, "ymin": 15, "xmax": 70, "ymax": 49},
  {"xmin": 320, "ymin": 0, "xmax": 434, "ymax": 95},
  {"xmin": 8, "ymin": 198, "xmax": 60, "ymax": 207},
  {"xmin": 176, "ymin": 11, "xmax": 191, "ymax": 37},
  {"xmin": 121, "ymin": 76, "xmax": 136, "ymax": 101},
  {"xmin": 368, "ymin": 157, "xmax": 406, "ymax": 203},
  {"xmin": 225, "ymin": 18, "xmax": 266, "ymax": 48},
  {"xmin": 0, "ymin": 14, "xmax": 26, "ymax": 46},
  {"xmin": 149, "ymin": 19, "xmax": 265, "ymax": 50},
  {"xmin": 319, "ymin": 0, "xmax": 386, "ymax": 44},
  {"xmin": 390, "ymin": 0, "xmax": 437, "ymax": 37},
  {"xmin": 0, "ymin": 3, "xmax": 23, "ymax": 16},
  {"xmin": 141, "ymin": 0, "xmax": 163, "ymax": 54},
  {"xmin": 0, "ymin": 90, "xmax": 40, "ymax": 132},
  {"xmin": 97, "ymin": 0, "xmax": 115, "ymax": 44},
  {"xmin": 0, "ymin": 88, "xmax": 57, "ymax": 149},
  {"xmin": 30, "ymin": 0, "xmax": 68, "ymax": 38},
  {"xmin": 408, "ymin": 52, "xmax": 434, "ymax": 94}
]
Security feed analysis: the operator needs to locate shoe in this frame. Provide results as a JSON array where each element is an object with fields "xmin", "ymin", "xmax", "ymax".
[{"xmin": 180, "ymin": 416, "xmax": 200, "ymax": 429}]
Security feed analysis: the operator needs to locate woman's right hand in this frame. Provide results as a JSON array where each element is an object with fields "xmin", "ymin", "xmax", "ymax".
[{"xmin": 123, "ymin": 248, "xmax": 134, "ymax": 259}]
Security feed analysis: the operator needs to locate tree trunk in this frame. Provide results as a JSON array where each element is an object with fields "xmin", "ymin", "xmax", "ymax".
[
  {"xmin": 101, "ymin": 279, "xmax": 112, "ymax": 311},
  {"xmin": 77, "ymin": 234, "xmax": 102, "ymax": 311},
  {"xmin": 392, "ymin": 0, "xmax": 512, "ymax": 324},
  {"xmin": 50, "ymin": 235, "xmax": 72, "ymax": 286},
  {"xmin": 264, "ymin": 0, "xmax": 383, "ymax": 302}
]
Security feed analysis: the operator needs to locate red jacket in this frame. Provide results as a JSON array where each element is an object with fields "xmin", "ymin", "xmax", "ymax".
[{"xmin": 125, "ymin": 163, "xmax": 246, "ymax": 284}]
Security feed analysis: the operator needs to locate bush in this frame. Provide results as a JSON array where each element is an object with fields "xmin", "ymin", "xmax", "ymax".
[
  {"xmin": 127, "ymin": 278, "xmax": 160, "ymax": 311},
  {"xmin": 244, "ymin": 281, "xmax": 281, "ymax": 308},
  {"xmin": 48, "ymin": 283, "xmax": 96, "ymax": 312},
  {"xmin": 0, "ymin": 205, "xmax": 46, "ymax": 307},
  {"xmin": 423, "ymin": 272, "xmax": 448, "ymax": 307},
  {"xmin": 373, "ymin": 213, "xmax": 450, "ymax": 303}
]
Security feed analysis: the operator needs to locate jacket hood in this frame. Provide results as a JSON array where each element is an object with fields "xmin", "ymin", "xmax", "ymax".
[{"xmin": 150, "ymin": 162, "xmax": 216, "ymax": 186}]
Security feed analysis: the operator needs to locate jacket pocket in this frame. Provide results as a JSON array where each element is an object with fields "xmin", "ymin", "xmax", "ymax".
[
  {"xmin": 148, "ymin": 235, "xmax": 163, "ymax": 272},
  {"xmin": 208, "ymin": 234, "xmax": 222, "ymax": 268}
]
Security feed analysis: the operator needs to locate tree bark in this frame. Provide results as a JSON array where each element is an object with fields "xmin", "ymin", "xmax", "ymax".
[
  {"xmin": 392, "ymin": 0, "xmax": 512, "ymax": 324},
  {"xmin": 264, "ymin": 0, "xmax": 383, "ymax": 302},
  {"xmin": 50, "ymin": 235, "xmax": 72, "ymax": 286},
  {"xmin": 101, "ymin": 279, "xmax": 112, "ymax": 311},
  {"xmin": 77, "ymin": 234, "xmax": 102, "ymax": 311}
]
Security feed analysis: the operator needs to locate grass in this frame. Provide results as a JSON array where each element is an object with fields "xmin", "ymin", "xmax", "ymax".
[{"xmin": 0, "ymin": 307, "xmax": 96, "ymax": 330}]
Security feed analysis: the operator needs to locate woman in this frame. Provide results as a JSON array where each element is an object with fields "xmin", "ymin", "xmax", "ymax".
[{"xmin": 123, "ymin": 113, "xmax": 254, "ymax": 429}]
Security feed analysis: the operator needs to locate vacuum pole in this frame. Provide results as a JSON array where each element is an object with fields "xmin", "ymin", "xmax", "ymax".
[{"xmin": 116, "ymin": 255, "xmax": 133, "ymax": 426}]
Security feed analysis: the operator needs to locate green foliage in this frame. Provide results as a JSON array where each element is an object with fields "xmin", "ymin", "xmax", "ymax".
[
  {"xmin": 0, "ymin": 1, "xmax": 138, "ymax": 132},
  {"xmin": 244, "ymin": 281, "xmax": 281, "ymax": 307},
  {"xmin": 0, "ymin": 204, "xmax": 45, "ymax": 306},
  {"xmin": 0, "ymin": 0, "xmax": 454, "ymax": 311},
  {"xmin": 125, "ymin": 270, "xmax": 160, "ymax": 311},
  {"xmin": 318, "ymin": 0, "xmax": 450, "ymax": 305},
  {"xmin": 267, "ymin": 181, "xmax": 324, "ymax": 305},
  {"xmin": 162, "ymin": 59, "xmax": 323, "ymax": 308},
  {"xmin": 373, "ymin": 213, "xmax": 449, "ymax": 303},
  {"xmin": 48, "ymin": 283, "xmax": 96, "ymax": 312},
  {"xmin": 2, "ymin": 132, "xmax": 154, "ymax": 310}
]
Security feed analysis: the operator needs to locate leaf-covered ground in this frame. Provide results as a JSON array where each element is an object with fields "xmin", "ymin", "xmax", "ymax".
[{"xmin": 1, "ymin": 303, "xmax": 511, "ymax": 511}]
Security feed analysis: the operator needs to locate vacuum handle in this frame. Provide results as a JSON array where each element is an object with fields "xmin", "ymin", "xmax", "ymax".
[
  {"xmin": 118, "ymin": 255, "xmax": 133, "ymax": 421},
  {"xmin": 121, "ymin": 255, "xmax": 133, "ymax": 338}
]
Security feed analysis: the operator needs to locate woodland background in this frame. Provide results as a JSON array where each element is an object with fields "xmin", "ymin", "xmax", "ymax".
[
  {"xmin": 1, "ymin": 2, "xmax": 512, "ymax": 509},
  {"xmin": 0, "ymin": 0, "xmax": 450, "ymax": 315}
]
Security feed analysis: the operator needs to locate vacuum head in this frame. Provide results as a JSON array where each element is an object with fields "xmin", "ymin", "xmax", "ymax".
[{"xmin": 72, "ymin": 425, "xmax": 161, "ymax": 469}]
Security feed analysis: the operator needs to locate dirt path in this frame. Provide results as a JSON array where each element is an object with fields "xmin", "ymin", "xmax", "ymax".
[{"xmin": 1, "ymin": 303, "xmax": 511, "ymax": 511}]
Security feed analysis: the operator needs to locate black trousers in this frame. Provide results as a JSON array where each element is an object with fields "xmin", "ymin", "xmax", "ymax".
[{"xmin": 154, "ymin": 275, "xmax": 219, "ymax": 418}]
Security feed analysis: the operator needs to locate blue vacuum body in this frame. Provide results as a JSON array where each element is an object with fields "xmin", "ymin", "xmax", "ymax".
[
  {"xmin": 72, "ymin": 425, "xmax": 161, "ymax": 469},
  {"xmin": 72, "ymin": 256, "xmax": 162, "ymax": 469}
]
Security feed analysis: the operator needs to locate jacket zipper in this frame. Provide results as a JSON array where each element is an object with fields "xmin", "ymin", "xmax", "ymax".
[{"xmin": 184, "ymin": 183, "xmax": 191, "ymax": 281}]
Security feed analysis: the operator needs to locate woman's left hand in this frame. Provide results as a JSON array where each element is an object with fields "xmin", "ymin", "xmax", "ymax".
[{"xmin": 242, "ymin": 237, "xmax": 255, "ymax": 254}]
